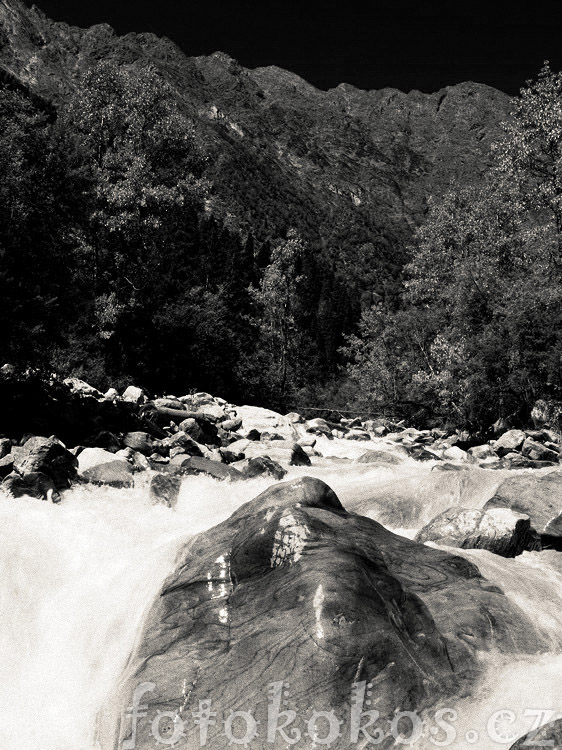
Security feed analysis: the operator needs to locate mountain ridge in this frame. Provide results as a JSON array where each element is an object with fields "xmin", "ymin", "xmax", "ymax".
[{"xmin": 0, "ymin": 0, "xmax": 512, "ymax": 300}]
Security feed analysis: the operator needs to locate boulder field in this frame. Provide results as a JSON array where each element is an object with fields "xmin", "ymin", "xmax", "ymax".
[
  {"xmin": 3, "ymin": 375, "xmax": 562, "ymax": 550},
  {"xmin": 2, "ymin": 375, "xmax": 562, "ymax": 748}
]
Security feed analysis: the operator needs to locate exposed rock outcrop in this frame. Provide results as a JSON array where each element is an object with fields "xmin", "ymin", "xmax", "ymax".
[
  {"xmin": 99, "ymin": 478, "xmax": 545, "ymax": 750},
  {"xmin": 416, "ymin": 506, "xmax": 541, "ymax": 557}
]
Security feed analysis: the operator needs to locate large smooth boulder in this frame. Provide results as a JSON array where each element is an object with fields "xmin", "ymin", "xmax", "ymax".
[
  {"xmin": 493, "ymin": 429, "xmax": 526, "ymax": 456},
  {"xmin": 13, "ymin": 436, "xmax": 77, "ymax": 490},
  {"xmin": 415, "ymin": 506, "xmax": 541, "ymax": 557},
  {"xmin": 484, "ymin": 470, "xmax": 562, "ymax": 534},
  {"xmin": 99, "ymin": 477, "xmax": 545, "ymax": 750}
]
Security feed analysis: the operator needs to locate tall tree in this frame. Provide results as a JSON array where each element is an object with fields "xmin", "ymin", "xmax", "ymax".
[{"xmin": 251, "ymin": 229, "xmax": 306, "ymax": 405}]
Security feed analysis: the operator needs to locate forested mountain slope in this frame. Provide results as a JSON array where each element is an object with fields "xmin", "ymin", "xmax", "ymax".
[{"xmin": 0, "ymin": 0, "xmax": 513, "ymax": 409}]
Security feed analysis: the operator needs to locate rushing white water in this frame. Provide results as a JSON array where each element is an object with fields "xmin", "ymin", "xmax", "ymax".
[
  {"xmin": 1, "ymin": 439, "xmax": 561, "ymax": 750},
  {"xmin": 0, "ymin": 475, "xmax": 276, "ymax": 750}
]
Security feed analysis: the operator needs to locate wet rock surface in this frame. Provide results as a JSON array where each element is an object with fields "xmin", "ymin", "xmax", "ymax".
[{"xmin": 99, "ymin": 477, "xmax": 545, "ymax": 750}]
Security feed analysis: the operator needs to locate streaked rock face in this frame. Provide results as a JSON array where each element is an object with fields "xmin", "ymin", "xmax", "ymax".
[{"xmin": 98, "ymin": 477, "xmax": 545, "ymax": 749}]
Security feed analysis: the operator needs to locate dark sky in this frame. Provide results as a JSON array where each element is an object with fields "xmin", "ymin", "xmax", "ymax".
[{"xmin": 28, "ymin": 0, "xmax": 562, "ymax": 94}]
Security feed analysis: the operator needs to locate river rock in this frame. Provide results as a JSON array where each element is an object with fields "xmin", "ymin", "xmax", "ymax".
[
  {"xmin": 235, "ymin": 405, "xmax": 294, "ymax": 440},
  {"xmin": 521, "ymin": 436, "xmax": 559, "ymax": 463},
  {"xmin": 218, "ymin": 449, "xmax": 243, "ymax": 464},
  {"xmin": 162, "ymin": 431, "xmax": 204, "ymax": 457},
  {"xmin": 115, "ymin": 448, "xmax": 150, "ymax": 472},
  {"xmin": 0, "ymin": 437, "xmax": 11, "ymax": 459},
  {"xmin": 494, "ymin": 429, "xmax": 526, "ymax": 456},
  {"xmin": 467, "ymin": 444, "xmax": 496, "ymax": 462},
  {"xmin": 509, "ymin": 718, "xmax": 562, "ymax": 749},
  {"xmin": 2, "ymin": 470, "xmax": 61, "ymax": 502},
  {"xmin": 345, "ymin": 428, "xmax": 371, "ymax": 441},
  {"xmin": 83, "ymin": 430, "xmax": 121, "ymax": 453},
  {"xmin": 13, "ymin": 436, "xmax": 77, "ymax": 490},
  {"xmin": 170, "ymin": 455, "xmax": 243, "ymax": 481},
  {"xmin": 149, "ymin": 474, "xmax": 182, "ymax": 508},
  {"xmin": 297, "ymin": 434, "xmax": 316, "ymax": 448},
  {"xmin": 79, "ymin": 446, "xmax": 125, "ymax": 470},
  {"xmin": 305, "ymin": 417, "xmax": 332, "ymax": 436},
  {"xmin": 177, "ymin": 418, "xmax": 203, "ymax": 442},
  {"xmin": 408, "ymin": 445, "xmax": 440, "ymax": 461},
  {"xmin": 63, "ymin": 377, "xmax": 103, "ymax": 399},
  {"xmin": 0, "ymin": 453, "xmax": 14, "ymax": 478},
  {"xmin": 99, "ymin": 477, "xmax": 545, "ymax": 750},
  {"xmin": 123, "ymin": 432, "xmax": 163, "ymax": 457},
  {"xmin": 443, "ymin": 446, "xmax": 468, "ymax": 461},
  {"xmin": 243, "ymin": 439, "xmax": 311, "ymax": 467},
  {"xmin": 122, "ymin": 385, "xmax": 146, "ymax": 404},
  {"xmin": 285, "ymin": 411, "xmax": 304, "ymax": 423},
  {"xmin": 484, "ymin": 470, "xmax": 562, "ymax": 534},
  {"xmin": 242, "ymin": 456, "xmax": 287, "ymax": 480},
  {"xmin": 80, "ymin": 460, "xmax": 134, "ymax": 488},
  {"xmin": 220, "ymin": 417, "xmax": 242, "ymax": 432},
  {"xmin": 356, "ymin": 450, "xmax": 402, "ymax": 465},
  {"xmin": 415, "ymin": 507, "xmax": 541, "ymax": 557}
]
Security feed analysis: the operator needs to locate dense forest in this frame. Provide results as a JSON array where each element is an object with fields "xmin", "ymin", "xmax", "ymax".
[
  {"xmin": 2, "ymin": 6, "xmax": 562, "ymax": 432},
  {"xmin": 346, "ymin": 64, "xmax": 562, "ymax": 430},
  {"xmin": 0, "ymin": 60, "xmax": 361, "ymax": 410}
]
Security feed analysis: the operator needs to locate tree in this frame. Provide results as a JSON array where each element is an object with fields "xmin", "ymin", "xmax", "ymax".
[
  {"xmin": 250, "ymin": 230, "xmax": 306, "ymax": 405},
  {"xmin": 344, "ymin": 63, "xmax": 562, "ymax": 429},
  {"xmin": 62, "ymin": 60, "xmax": 206, "ymax": 301},
  {"xmin": 0, "ymin": 83, "xmax": 83, "ymax": 367},
  {"xmin": 494, "ymin": 61, "xmax": 562, "ymax": 261}
]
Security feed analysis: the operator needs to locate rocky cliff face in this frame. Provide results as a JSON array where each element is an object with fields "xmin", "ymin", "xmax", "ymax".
[{"xmin": 0, "ymin": 0, "xmax": 511, "ymax": 276}]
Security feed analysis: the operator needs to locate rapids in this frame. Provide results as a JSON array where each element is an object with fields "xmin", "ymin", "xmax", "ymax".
[{"xmin": 0, "ymin": 436, "xmax": 561, "ymax": 749}]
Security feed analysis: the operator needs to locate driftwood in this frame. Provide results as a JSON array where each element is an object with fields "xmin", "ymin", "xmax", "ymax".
[{"xmin": 140, "ymin": 403, "xmax": 215, "ymax": 425}]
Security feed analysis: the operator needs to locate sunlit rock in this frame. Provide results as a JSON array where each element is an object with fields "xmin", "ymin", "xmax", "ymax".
[
  {"xmin": 484, "ymin": 470, "xmax": 562, "ymax": 535},
  {"xmin": 99, "ymin": 477, "xmax": 546, "ymax": 750},
  {"xmin": 416, "ymin": 506, "xmax": 541, "ymax": 557}
]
